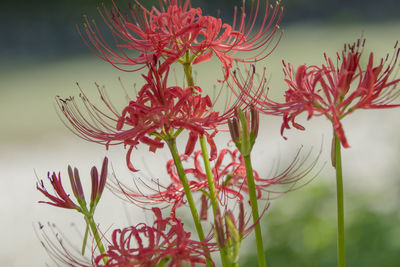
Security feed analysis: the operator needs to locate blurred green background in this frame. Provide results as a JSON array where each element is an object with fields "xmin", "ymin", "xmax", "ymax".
[
  {"xmin": 1, "ymin": 0, "xmax": 399, "ymax": 266},
  {"xmin": 241, "ymin": 184, "xmax": 400, "ymax": 266}
]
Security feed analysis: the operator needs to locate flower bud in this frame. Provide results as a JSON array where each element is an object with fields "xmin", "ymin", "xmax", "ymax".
[
  {"xmin": 228, "ymin": 118, "xmax": 240, "ymax": 143},
  {"xmin": 68, "ymin": 166, "xmax": 85, "ymax": 203},
  {"xmin": 97, "ymin": 157, "xmax": 108, "ymax": 200},
  {"xmin": 90, "ymin": 167, "xmax": 99, "ymax": 205},
  {"xmin": 214, "ymin": 208, "xmax": 226, "ymax": 249},
  {"xmin": 90, "ymin": 157, "xmax": 109, "ymax": 208},
  {"xmin": 250, "ymin": 106, "xmax": 259, "ymax": 139},
  {"xmin": 225, "ymin": 211, "xmax": 240, "ymax": 245},
  {"xmin": 229, "ymin": 107, "xmax": 260, "ymax": 156}
]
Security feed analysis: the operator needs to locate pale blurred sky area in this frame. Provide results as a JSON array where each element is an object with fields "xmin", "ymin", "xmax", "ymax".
[{"xmin": 1, "ymin": 0, "xmax": 400, "ymax": 266}]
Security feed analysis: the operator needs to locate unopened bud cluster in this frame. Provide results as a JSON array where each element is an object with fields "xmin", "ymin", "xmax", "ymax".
[{"xmin": 228, "ymin": 107, "xmax": 259, "ymax": 156}]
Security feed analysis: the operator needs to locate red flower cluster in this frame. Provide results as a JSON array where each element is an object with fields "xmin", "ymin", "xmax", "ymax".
[
  {"xmin": 95, "ymin": 208, "xmax": 215, "ymax": 266},
  {"xmin": 81, "ymin": 0, "xmax": 283, "ymax": 80},
  {"xmin": 246, "ymin": 39, "xmax": 400, "ymax": 147},
  {"xmin": 114, "ymin": 147, "xmax": 316, "ymax": 219},
  {"xmin": 57, "ymin": 64, "xmax": 244, "ymax": 171},
  {"xmin": 60, "ymin": 0, "xmax": 283, "ymax": 171}
]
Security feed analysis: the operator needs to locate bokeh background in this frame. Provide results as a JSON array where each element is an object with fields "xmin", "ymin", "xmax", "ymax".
[{"xmin": 1, "ymin": 0, "xmax": 400, "ymax": 266}]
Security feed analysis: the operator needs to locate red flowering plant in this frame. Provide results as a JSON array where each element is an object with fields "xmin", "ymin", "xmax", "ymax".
[
  {"xmin": 36, "ymin": 0, "xmax": 332, "ymax": 266},
  {"xmin": 94, "ymin": 208, "xmax": 215, "ymax": 267},
  {"xmin": 36, "ymin": 209, "xmax": 215, "ymax": 267},
  {"xmin": 111, "ymin": 146, "xmax": 317, "ymax": 220},
  {"xmin": 37, "ymin": 158, "xmax": 109, "ymax": 262},
  {"xmin": 249, "ymin": 39, "xmax": 400, "ymax": 148},
  {"xmin": 80, "ymin": 0, "xmax": 283, "ymax": 81},
  {"xmin": 233, "ymin": 39, "xmax": 400, "ymax": 267},
  {"xmin": 57, "ymin": 62, "xmax": 242, "ymax": 172}
]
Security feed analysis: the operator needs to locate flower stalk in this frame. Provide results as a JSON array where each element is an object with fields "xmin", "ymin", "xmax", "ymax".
[
  {"xmin": 243, "ymin": 154, "xmax": 267, "ymax": 267},
  {"xmin": 184, "ymin": 49, "xmax": 231, "ymax": 266},
  {"xmin": 199, "ymin": 135, "xmax": 220, "ymax": 217},
  {"xmin": 85, "ymin": 212, "xmax": 107, "ymax": 263},
  {"xmin": 229, "ymin": 108, "xmax": 266, "ymax": 267},
  {"xmin": 165, "ymin": 136, "xmax": 213, "ymax": 267},
  {"xmin": 200, "ymin": 135, "xmax": 230, "ymax": 267},
  {"xmin": 333, "ymin": 133, "xmax": 345, "ymax": 267}
]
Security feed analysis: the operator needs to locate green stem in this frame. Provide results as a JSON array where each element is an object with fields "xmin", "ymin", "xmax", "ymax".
[
  {"xmin": 86, "ymin": 216, "xmax": 107, "ymax": 264},
  {"xmin": 183, "ymin": 49, "xmax": 195, "ymax": 87},
  {"xmin": 183, "ymin": 56, "xmax": 229, "ymax": 266},
  {"xmin": 199, "ymin": 135, "xmax": 230, "ymax": 267},
  {"xmin": 334, "ymin": 133, "xmax": 346, "ymax": 267},
  {"xmin": 182, "ymin": 51, "xmax": 220, "ymax": 267},
  {"xmin": 199, "ymin": 136, "xmax": 220, "ymax": 216},
  {"xmin": 184, "ymin": 62, "xmax": 194, "ymax": 87},
  {"xmin": 166, "ymin": 138, "xmax": 213, "ymax": 267},
  {"xmin": 81, "ymin": 222, "xmax": 89, "ymax": 255},
  {"xmin": 243, "ymin": 154, "xmax": 267, "ymax": 267}
]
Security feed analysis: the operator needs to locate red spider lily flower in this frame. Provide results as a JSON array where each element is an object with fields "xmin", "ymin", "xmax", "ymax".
[
  {"xmin": 239, "ymin": 39, "xmax": 400, "ymax": 148},
  {"xmin": 111, "ymin": 146, "xmax": 317, "ymax": 220},
  {"xmin": 37, "ymin": 158, "xmax": 109, "ymax": 210},
  {"xmin": 80, "ymin": 0, "xmax": 283, "ymax": 80},
  {"xmin": 107, "ymin": 154, "xmax": 210, "ymax": 218},
  {"xmin": 185, "ymin": 148, "xmax": 315, "ymax": 207},
  {"xmin": 37, "ymin": 172, "xmax": 80, "ymax": 210},
  {"xmin": 95, "ymin": 208, "xmax": 215, "ymax": 266},
  {"xmin": 57, "ymin": 64, "xmax": 245, "ymax": 172}
]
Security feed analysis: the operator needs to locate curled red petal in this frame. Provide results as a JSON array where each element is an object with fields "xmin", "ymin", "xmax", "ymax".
[
  {"xmin": 126, "ymin": 145, "xmax": 139, "ymax": 172},
  {"xmin": 185, "ymin": 131, "xmax": 199, "ymax": 156}
]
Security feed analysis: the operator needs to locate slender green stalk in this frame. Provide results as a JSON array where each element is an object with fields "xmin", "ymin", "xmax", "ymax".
[
  {"xmin": 183, "ymin": 49, "xmax": 195, "ymax": 87},
  {"xmin": 334, "ymin": 133, "xmax": 346, "ymax": 267},
  {"xmin": 199, "ymin": 135, "xmax": 230, "ymax": 267},
  {"xmin": 86, "ymin": 216, "xmax": 107, "ymax": 264},
  {"xmin": 81, "ymin": 223, "xmax": 89, "ymax": 255},
  {"xmin": 184, "ymin": 62, "xmax": 194, "ymax": 87},
  {"xmin": 243, "ymin": 154, "xmax": 267, "ymax": 267},
  {"xmin": 182, "ymin": 51, "xmax": 228, "ymax": 266},
  {"xmin": 199, "ymin": 136, "xmax": 220, "ymax": 216},
  {"xmin": 166, "ymin": 138, "xmax": 213, "ymax": 267}
]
